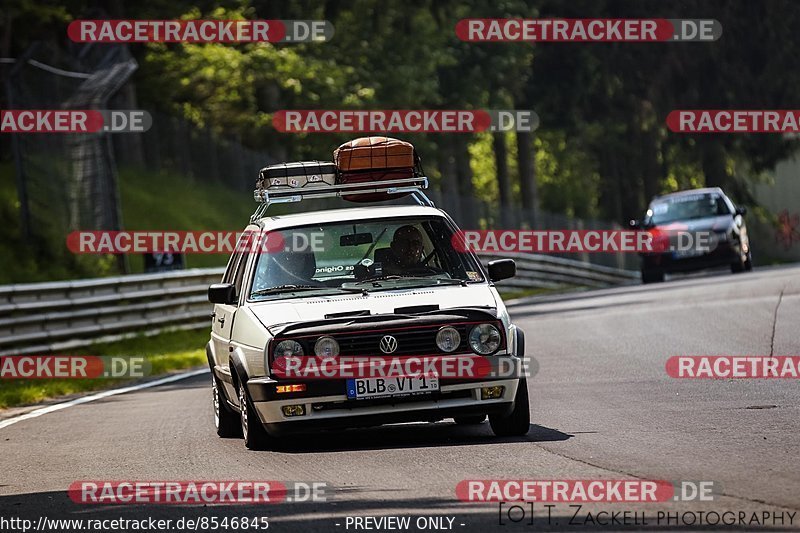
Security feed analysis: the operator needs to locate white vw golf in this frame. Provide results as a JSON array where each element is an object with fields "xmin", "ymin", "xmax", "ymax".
[{"xmin": 207, "ymin": 167, "xmax": 530, "ymax": 449}]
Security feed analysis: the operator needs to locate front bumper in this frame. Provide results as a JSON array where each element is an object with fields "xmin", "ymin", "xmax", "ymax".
[
  {"xmin": 246, "ymin": 377, "xmax": 519, "ymax": 435},
  {"xmin": 641, "ymin": 240, "xmax": 740, "ymax": 273}
]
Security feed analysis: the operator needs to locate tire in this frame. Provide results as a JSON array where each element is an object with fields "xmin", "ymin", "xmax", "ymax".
[
  {"xmin": 489, "ymin": 378, "xmax": 530, "ymax": 437},
  {"xmin": 238, "ymin": 379, "xmax": 271, "ymax": 450},
  {"xmin": 212, "ymin": 373, "xmax": 241, "ymax": 438},
  {"xmin": 744, "ymin": 251, "xmax": 753, "ymax": 272},
  {"xmin": 641, "ymin": 268, "xmax": 664, "ymax": 284},
  {"xmin": 730, "ymin": 257, "xmax": 745, "ymax": 273},
  {"xmin": 454, "ymin": 415, "xmax": 486, "ymax": 425}
]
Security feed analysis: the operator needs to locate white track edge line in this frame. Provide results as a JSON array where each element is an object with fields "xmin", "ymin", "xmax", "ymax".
[{"xmin": 0, "ymin": 368, "xmax": 209, "ymax": 430}]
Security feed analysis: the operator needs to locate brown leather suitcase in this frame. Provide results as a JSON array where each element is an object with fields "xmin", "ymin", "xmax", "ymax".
[
  {"xmin": 334, "ymin": 137, "xmax": 422, "ymax": 202},
  {"xmin": 333, "ymin": 136, "xmax": 416, "ymax": 171}
]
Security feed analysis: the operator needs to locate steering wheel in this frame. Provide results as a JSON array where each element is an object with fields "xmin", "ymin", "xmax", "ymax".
[{"xmin": 421, "ymin": 249, "xmax": 437, "ymax": 266}]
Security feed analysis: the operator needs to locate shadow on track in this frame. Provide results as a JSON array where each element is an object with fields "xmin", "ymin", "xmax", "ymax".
[{"xmin": 262, "ymin": 423, "xmax": 572, "ymax": 454}]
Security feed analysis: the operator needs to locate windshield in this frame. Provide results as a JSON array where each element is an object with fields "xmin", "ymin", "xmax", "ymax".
[
  {"xmin": 646, "ymin": 193, "xmax": 731, "ymax": 225},
  {"xmin": 248, "ymin": 216, "xmax": 485, "ymax": 300}
]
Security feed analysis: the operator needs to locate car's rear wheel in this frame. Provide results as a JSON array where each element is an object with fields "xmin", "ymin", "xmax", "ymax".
[
  {"xmin": 641, "ymin": 268, "xmax": 664, "ymax": 284},
  {"xmin": 212, "ymin": 373, "xmax": 241, "ymax": 437},
  {"xmin": 239, "ymin": 380, "xmax": 271, "ymax": 450},
  {"xmin": 489, "ymin": 378, "xmax": 530, "ymax": 437},
  {"xmin": 454, "ymin": 415, "xmax": 486, "ymax": 425}
]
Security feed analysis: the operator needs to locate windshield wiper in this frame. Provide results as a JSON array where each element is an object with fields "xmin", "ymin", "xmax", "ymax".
[
  {"xmin": 250, "ymin": 285, "xmax": 325, "ymax": 297},
  {"xmin": 252, "ymin": 284, "xmax": 369, "ymax": 298},
  {"xmin": 343, "ymin": 276, "xmax": 465, "ymax": 287}
]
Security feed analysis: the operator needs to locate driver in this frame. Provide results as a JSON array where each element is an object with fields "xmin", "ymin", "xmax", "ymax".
[{"xmin": 384, "ymin": 225, "xmax": 425, "ymax": 274}]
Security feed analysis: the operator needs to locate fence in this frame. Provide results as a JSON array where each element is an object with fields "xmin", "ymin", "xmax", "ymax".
[
  {"xmin": 115, "ymin": 110, "xmax": 277, "ymax": 193},
  {"xmin": 5, "ymin": 42, "xmax": 137, "ymax": 240},
  {"xmin": 0, "ymin": 253, "xmax": 638, "ymax": 356}
]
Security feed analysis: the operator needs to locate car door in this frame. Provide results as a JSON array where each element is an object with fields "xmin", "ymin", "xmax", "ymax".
[{"xmin": 211, "ymin": 249, "xmax": 243, "ymax": 370}]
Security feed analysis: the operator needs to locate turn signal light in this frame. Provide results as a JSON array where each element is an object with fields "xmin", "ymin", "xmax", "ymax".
[{"xmin": 276, "ymin": 384, "xmax": 306, "ymax": 393}]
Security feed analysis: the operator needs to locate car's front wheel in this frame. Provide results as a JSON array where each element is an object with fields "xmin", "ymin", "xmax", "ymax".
[
  {"xmin": 489, "ymin": 378, "xmax": 530, "ymax": 437},
  {"xmin": 212, "ymin": 373, "xmax": 240, "ymax": 437},
  {"xmin": 744, "ymin": 251, "xmax": 753, "ymax": 271},
  {"xmin": 238, "ymin": 379, "xmax": 271, "ymax": 450},
  {"xmin": 731, "ymin": 255, "xmax": 745, "ymax": 273},
  {"xmin": 641, "ymin": 268, "xmax": 665, "ymax": 284}
]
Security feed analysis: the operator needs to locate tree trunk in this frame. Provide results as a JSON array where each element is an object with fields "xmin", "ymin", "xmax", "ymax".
[
  {"xmin": 641, "ymin": 127, "xmax": 659, "ymax": 205},
  {"xmin": 599, "ymin": 148, "xmax": 623, "ymax": 224},
  {"xmin": 702, "ymin": 138, "xmax": 727, "ymax": 188},
  {"xmin": 516, "ymin": 130, "xmax": 539, "ymax": 228},
  {"xmin": 436, "ymin": 136, "xmax": 461, "ymax": 223},
  {"xmin": 455, "ymin": 135, "xmax": 477, "ymax": 228},
  {"xmin": 493, "ymin": 133, "xmax": 512, "ymax": 228}
]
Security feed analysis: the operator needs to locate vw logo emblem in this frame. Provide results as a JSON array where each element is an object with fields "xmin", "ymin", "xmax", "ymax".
[{"xmin": 379, "ymin": 335, "xmax": 398, "ymax": 354}]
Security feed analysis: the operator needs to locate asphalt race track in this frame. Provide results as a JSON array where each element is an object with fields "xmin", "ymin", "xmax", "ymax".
[{"xmin": 1, "ymin": 265, "xmax": 799, "ymax": 531}]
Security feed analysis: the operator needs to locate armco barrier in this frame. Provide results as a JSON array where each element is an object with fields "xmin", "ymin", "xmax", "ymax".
[
  {"xmin": 0, "ymin": 254, "xmax": 638, "ymax": 355},
  {"xmin": 0, "ymin": 268, "xmax": 224, "ymax": 356}
]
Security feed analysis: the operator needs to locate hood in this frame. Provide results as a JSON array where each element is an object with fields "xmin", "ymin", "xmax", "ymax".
[{"xmin": 249, "ymin": 284, "xmax": 497, "ymax": 332}]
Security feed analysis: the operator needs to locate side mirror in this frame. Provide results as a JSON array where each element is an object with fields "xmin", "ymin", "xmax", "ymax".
[
  {"xmin": 735, "ymin": 205, "xmax": 747, "ymax": 216},
  {"xmin": 487, "ymin": 259, "xmax": 516, "ymax": 282},
  {"xmin": 629, "ymin": 219, "xmax": 641, "ymax": 229},
  {"xmin": 208, "ymin": 283, "xmax": 237, "ymax": 304}
]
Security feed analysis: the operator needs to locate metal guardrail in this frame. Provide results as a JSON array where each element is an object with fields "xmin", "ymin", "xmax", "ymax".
[
  {"xmin": 480, "ymin": 252, "xmax": 640, "ymax": 289},
  {"xmin": 0, "ymin": 255, "xmax": 638, "ymax": 356},
  {"xmin": 0, "ymin": 268, "xmax": 224, "ymax": 356}
]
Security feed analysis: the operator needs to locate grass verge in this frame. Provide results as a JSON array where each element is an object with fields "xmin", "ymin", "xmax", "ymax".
[
  {"xmin": 498, "ymin": 285, "xmax": 579, "ymax": 301},
  {"xmin": 0, "ymin": 328, "xmax": 208, "ymax": 410}
]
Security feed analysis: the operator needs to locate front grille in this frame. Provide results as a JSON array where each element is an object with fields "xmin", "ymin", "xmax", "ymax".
[
  {"xmin": 269, "ymin": 319, "xmax": 507, "ymax": 367},
  {"xmin": 336, "ymin": 324, "xmax": 470, "ymax": 356}
]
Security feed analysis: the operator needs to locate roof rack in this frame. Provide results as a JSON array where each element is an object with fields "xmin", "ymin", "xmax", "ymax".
[{"xmin": 250, "ymin": 176, "xmax": 434, "ymax": 222}]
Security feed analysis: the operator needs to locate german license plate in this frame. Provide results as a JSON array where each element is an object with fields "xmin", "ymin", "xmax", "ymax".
[
  {"xmin": 673, "ymin": 248, "xmax": 706, "ymax": 259},
  {"xmin": 346, "ymin": 375, "xmax": 439, "ymax": 400}
]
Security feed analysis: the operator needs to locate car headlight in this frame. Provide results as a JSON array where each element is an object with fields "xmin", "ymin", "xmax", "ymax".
[
  {"xmin": 314, "ymin": 336, "xmax": 340, "ymax": 358},
  {"xmin": 468, "ymin": 324, "xmax": 501, "ymax": 355},
  {"xmin": 436, "ymin": 327, "xmax": 461, "ymax": 353},
  {"xmin": 274, "ymin": 339, "xmax": 304, "ymax": 360}
]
